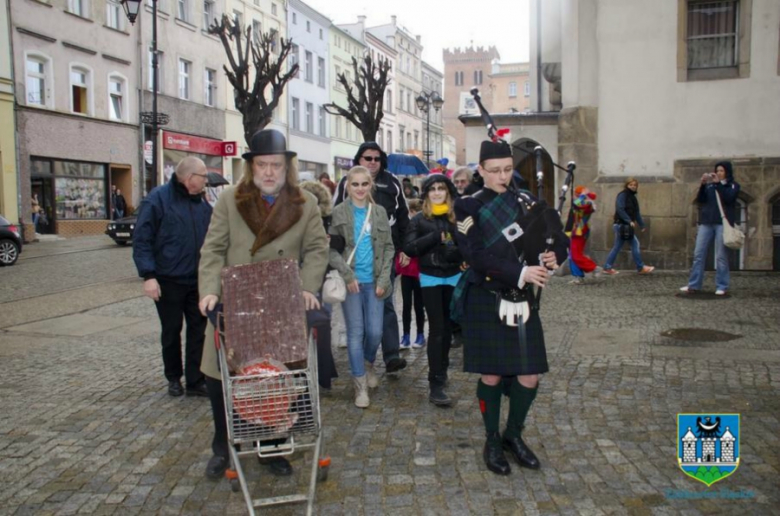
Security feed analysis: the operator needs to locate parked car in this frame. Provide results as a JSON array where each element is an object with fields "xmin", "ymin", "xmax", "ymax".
[
  {"xmin": 105, "ymin": 215, "xmax": 137, "ymax": 246},
  {"xmin": 0, "ymin": 215, "xmax": 23, "ymax": 266}
]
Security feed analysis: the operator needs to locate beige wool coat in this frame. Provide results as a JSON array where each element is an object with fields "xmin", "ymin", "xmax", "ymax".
[{"xmin": 198, "ymin": 185, "xmax": 329, "ymax": 380}]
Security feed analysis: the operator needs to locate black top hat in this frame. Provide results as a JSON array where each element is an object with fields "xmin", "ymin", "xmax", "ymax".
[
  {"xmin": 242, "ymin": 129, "xmax": 297, "ymax": 160},
  {"xmin": 479, "ymin": 140, "xmax": 512, "ymax": 163}
]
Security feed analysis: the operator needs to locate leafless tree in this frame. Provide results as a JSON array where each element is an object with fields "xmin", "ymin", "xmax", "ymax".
[
  {"xmin": 324, "ymin": 55, "xmax": 391, "ymax": 142},
  {"xmin": 209, "ymin": 15, "xmax": 298, "ymax": 146}
]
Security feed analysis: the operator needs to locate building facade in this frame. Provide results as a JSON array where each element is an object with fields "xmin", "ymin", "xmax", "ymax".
[
  {"xmin": 287, "ymin": 0, "xmax": 330, "ymax": 179},
  {"xmin": 140, "ymin": 0, "xmax": 228, "ymax": 194},
  {"xmin": 368, "ymin": 16, "xmax": 423, "ymax": 156},
  {"xmin": 223, "ymin": 0, "xmax": 287, "ymax": 184},
  {"xmin": 464, "ymin": 0, "xmax": 780, "ymax": 270},
  {"xmin": 11, "ymin": 0, "xmax": 142, "ymax": 238},
  {"xmin": 442, "ymin": 46, "xmax": 500, "ymax": 165},
  {"xmin": 489, "ymin": 61, "xmax": 531, "ymax": 115},
  {"xmin": 328, "ymin": 23, "xmax": 364, "ymax": 181}
]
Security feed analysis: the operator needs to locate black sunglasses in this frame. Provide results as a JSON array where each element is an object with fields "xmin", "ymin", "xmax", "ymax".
[{"xmin": 361, "ymin": 156, "xmax": 381, "ymax": 162}]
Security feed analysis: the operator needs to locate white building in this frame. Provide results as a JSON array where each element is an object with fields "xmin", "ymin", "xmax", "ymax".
[
  {"xmin": 367, "ymin": 17, "xmax": 424, "ymax": 156},
  {"xmin": 287, "ymin": 0, "xmax": 331, "ymax": 178},
  {"xmin": 339, "ymin": 16, "xmax": 398, "ymax": 157},
  {"xmin": 464, "ymin": 0, "xmax": 780, "ymax": 270}
]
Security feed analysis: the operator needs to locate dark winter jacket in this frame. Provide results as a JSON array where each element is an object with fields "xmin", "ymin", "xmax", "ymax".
[
  {"xmin": 697, "ymin": 161, "xmax": 740, "ymax": 225},
  {"xmin": 334, "ymin": 142, "xmax": 410, "ymax": 250},
  {"xmin": 403, "ymin": 212, "xmax": 463, "ymax": 278},
  {"xmin": 133, "ymin": 174, "xmax": 213, "ymax": 284},
  {"xmin": 613, "ymin": 189, "xmax": 644, "ymax": 228}
]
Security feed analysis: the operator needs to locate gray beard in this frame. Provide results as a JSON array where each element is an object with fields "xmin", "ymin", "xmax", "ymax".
[{"xmin": 253, "ymin": 177, "xmax": 282, "ymax": 196}]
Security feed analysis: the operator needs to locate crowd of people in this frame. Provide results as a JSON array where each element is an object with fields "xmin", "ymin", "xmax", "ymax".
[{"xmin": 132, "ymin": 128, "xmax": 741, "ymax": 480}]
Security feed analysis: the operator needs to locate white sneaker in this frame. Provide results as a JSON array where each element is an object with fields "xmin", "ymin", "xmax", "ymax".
[
  {"xmin": 570, "ymin": 277, "xmax": 585, "ymax": 285},
  {"xmin": 353, "ymin": 376, "xmax": 369, "ymax": 408},
  {"xmin": 715, "ymin": 289, "xmax": 726, "ymax": 296},
  {"xmin": 364, "ymin": 361, "xmax": 379, "ymax": 388},
  {"xmin": 679, "ymin": 286, "xmax": 690, "ymax": 292},
  {"xmin": 591, "ymin": 266, "xmax": 603, "ymax": 278}
]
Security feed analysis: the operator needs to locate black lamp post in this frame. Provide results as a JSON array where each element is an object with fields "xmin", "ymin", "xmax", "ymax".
[
  {"xmin": 415, "ymin": 91, "xmax": 444, "ymax": 169},
  {"xmin": 121, "ymin": 0, "xmax": 169, "ymax": 192}
]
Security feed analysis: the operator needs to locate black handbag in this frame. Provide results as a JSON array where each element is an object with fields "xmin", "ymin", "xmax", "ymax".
[{"xmin": 619, "ymin": 223, "xmax": 634, "ymax": 241}]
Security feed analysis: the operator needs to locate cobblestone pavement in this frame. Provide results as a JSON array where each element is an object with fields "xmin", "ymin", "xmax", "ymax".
[{"xmin": 1, "ymin": 239, "xmax": 779, "ymax": 515}]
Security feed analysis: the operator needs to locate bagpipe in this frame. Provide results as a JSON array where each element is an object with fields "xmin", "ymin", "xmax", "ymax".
[{"xmin": 469, "ymin": 88, "xmax": 574, "ymax": 320}]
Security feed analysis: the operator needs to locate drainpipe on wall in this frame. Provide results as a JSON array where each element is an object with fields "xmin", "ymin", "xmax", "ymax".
[{"xmin": 536, "ymin": 0, "xmax": 542, "ymax": 113}]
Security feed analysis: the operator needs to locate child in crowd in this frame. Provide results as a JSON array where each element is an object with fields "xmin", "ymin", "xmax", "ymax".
[{"xmin": 397, "ymin": 199, "xmax": 426, "ymax": 349}]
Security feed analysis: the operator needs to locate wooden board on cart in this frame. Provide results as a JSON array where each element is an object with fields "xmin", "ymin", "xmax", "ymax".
[{"xmin": 220, "ymin": 259, "xmax": 308, "ymax": 370}]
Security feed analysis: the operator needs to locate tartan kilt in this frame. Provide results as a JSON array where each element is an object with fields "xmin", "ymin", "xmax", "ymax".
[{"xmin": 461, "ymin": 284, "xmax": 549, "ymax": 376}]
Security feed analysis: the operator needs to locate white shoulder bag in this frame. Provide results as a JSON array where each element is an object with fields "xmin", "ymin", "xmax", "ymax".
[
  {"xmin": 322, "ymin": 204, "xmax": 372, "ymax": 304},
  {"xmin": 715, "ymin": 190, "xmax": 744, "ymax": 250}
]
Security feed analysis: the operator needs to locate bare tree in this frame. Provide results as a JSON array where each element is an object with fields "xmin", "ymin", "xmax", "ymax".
[
  {"xmin": 209, "ymin": 15, "xmax": 298, "ymax": 146},
  {"xmin": 324, "ymin": 55, "xmax": 391, "ymax": 142}
]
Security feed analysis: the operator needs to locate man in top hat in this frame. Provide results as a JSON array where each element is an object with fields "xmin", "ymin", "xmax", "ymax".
[
  {"xmin": 452, "ymin": 139, "xmax": 568, "ymax": 476},
  {"xmin": 198, "ymin": 129, "xmax": 329, "ymax": 480},
  {"xmin": 133, "ymin": 156, "xmax": 213, "ymax": 398},
  {"xmin": 333, "ymin": 141, "xmax": 409, "ymax": 374}
]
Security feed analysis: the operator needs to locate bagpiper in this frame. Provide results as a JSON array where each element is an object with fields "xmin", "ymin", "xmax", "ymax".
[{"xmin": 452, "ymin": 139, "xmax": 569, "ymax": 475}]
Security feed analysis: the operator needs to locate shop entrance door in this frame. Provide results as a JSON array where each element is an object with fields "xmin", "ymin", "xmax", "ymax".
[{"xmin": 31, "ymin": 177, "xmax": 55, "ymax": 234}]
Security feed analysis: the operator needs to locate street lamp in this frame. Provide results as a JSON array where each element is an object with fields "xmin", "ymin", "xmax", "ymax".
[
  {"xmin": 121, "ymin": 0, "xmax": 169, "ymax": 192},
  {"xmin": 415, "ymin": 91, "xmax": 444, "ymax": 169}
]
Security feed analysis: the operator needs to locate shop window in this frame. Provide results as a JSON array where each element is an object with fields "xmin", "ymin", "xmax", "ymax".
[
  {"xmin": 106, "ymin": 0, "xmax": 124, "ymax": 30},
  {"xmin": 45, "ymin": 159, "xmax": 108, "ymax": 220},
  {"xmin": 25, "ymin": 53, "xmax": 53, "ymax": 108},
  {"xmin": 108, "ymin": 73, "xmax": 127, "ymax": 121},
  {"xmin": 70, "ymin": 65, "xmax": 92, "ymax": 115}
]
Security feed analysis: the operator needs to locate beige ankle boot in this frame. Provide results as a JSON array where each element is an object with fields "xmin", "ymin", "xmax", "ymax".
[
  {"xmin": 353, "ymin": 375, "xmax": 369, "ymax": 408},
  {"xmin": 364, "ymin": 361, "xmax": 379, "ymax": 388}
]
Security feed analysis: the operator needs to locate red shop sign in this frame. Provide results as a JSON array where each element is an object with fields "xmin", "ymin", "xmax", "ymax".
[{"xmin": 163, "ymin": 131, "xmax": 230, "ymax": 156}]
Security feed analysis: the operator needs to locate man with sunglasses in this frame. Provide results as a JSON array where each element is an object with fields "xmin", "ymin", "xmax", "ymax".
[
  {"xmin": 133, "ymin": 156, "xmax": 213, "ymax": 398},
  {"xmin": 334, "ymin": 142, "xmax": 410, "ymax": 374}
]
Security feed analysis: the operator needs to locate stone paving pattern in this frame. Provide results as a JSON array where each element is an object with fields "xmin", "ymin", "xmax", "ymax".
[{"xmin": 1, "ymin": 239, "xmax": 779, "ymax": 515}]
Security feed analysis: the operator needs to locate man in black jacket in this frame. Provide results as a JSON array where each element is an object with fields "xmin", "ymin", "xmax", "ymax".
[
  {"xmin": 133, "ymin": 157, "xmax": 213, "ymax": 397},
  {"xmin": 334, "ymin": 142, "xmax": 408, "ymax": 373}
]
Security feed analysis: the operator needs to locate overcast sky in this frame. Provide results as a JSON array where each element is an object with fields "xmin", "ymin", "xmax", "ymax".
[{"xmin": 302, "ymin": 0, "xmax": 531, "ymax": 72}]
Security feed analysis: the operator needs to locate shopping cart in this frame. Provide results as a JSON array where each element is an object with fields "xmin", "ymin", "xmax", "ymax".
[{"xmin": 214, "ymin": 259, "xmax": 329, "ymax": 516}]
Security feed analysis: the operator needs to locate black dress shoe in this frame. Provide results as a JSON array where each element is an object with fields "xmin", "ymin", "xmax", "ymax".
[
  {"xmin": 503, "ymin": 434, "xmax": 540, "ymax": 470},
  {"xmin": 186, "ymin": 382, "xmax": 209, "ymax": 397},
  {"xmin": 385, "ymin": 357, "xmax": 407, "ymax": 373},
  {"xmin": 168, "ymin": 380, "xmax": 184, "ymax": 397},
  {"xmin": 483, "ymin": 433, "xmax": 511, "ymax": 475},
  {"xmin": 259, "ymin": 456, "xmax": 293, "ymax": 476},
  {"xmin": 205, "ymin": 455, "xmax": 228, "ymax": 479}
]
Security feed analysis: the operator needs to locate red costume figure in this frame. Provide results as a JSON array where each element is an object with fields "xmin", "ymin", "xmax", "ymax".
[{"xmin": 569, "ymin": 186, "xmax": 598, "ymax": 274}]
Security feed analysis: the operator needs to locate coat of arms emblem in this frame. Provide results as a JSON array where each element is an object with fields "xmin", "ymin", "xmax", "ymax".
[{"xmin": 677, "ymin": 413, "xmax": 740, "ymax": 486}]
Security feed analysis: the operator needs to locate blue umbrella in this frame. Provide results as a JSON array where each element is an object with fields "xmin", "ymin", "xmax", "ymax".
[{"xmin": 386, "ymin": 153, "xmax": 430, "ymax": 176}]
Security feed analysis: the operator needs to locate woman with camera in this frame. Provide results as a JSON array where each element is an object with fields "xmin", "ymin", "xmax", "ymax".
[{"xmin": 680, "ymin": 162, "xmax": 740, "ymax": 295}]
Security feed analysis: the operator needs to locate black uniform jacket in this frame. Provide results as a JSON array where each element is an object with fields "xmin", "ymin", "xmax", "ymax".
[
  {"xmin": 403, "ymin": 212, "xmax": 463, "ymax": 278},
  {"xmin": 454, "ymin": 188, "xmax": 569, "ymax": 292}
]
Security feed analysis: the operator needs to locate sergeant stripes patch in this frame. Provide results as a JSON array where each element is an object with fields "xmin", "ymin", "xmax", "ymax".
[{"xmin": 457, "ymin": 216, "xmax": 474, "ymax": 234}]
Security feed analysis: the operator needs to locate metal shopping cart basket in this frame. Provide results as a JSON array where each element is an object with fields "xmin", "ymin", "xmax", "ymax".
[{"xmin": 214, "ymin": 259, "xmax": 329, "ymax": 515}]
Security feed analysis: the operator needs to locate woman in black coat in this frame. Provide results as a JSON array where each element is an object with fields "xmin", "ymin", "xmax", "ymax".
[{"xmin": 403, "ymin": 174, "xmax": 463, "ymax": 406}]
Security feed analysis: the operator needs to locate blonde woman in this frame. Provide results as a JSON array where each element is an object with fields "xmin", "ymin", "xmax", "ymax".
[{"xmin": 328, "ymin": 166, "xmax": 395, "ymax": 408}]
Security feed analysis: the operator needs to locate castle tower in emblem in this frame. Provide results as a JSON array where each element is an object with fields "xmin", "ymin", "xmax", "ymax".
[
  {"xmin": 681, "ymin": 428, "xmax": 697, "ymax": 462},
  {"xmin": 720, "ymin": 427, "xmax": 735, "ymax": 462}
]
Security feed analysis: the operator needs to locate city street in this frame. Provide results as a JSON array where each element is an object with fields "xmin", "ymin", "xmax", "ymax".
[{"xmin": 1, "ymin": 236, "xmax": 779, "ymax": 515}]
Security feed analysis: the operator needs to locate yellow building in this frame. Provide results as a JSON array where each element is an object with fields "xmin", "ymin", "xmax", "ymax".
[{"xmin": 0, "ymin": 0, "xmax": 19, "ymax": 226}]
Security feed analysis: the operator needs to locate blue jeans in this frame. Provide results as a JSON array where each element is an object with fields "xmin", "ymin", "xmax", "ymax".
[
  {"xmin": 604, "ymin": 224, "xmax": 644, "ymax": 270},
  {"xmin": 687, "ymin": 224, "xmax": 729, "ymax": 291},
  {"xmin": 342, "ymin": 282, "xmax": 385, "ymax": 377}
]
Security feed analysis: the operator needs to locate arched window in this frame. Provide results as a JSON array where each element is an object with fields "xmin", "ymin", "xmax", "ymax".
[
  {"xmin": 69, "ymin": 64, "xmax": 93, "ymax": 115},
  {"xmin": 25, "ymin": 52, "xmax": 54, "ymax": 108},
  {"xmin": 108, "ymin": 73, "xmax": 128, "ymax": 121}
]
